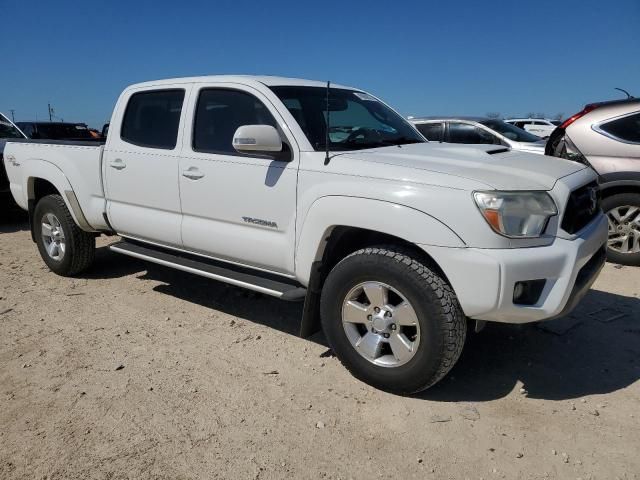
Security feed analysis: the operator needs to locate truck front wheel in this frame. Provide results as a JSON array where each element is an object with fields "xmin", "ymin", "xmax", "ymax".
[
  {"xmin": 34, "ymin": 194, "xmax": 95, "ymax": 276},
  {"xmin": 320, "ymin": 246, "xmax": 466, "ymax": 394}
]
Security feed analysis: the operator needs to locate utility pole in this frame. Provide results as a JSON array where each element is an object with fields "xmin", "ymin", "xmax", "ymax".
[
  {"xmin": 48, "ymin": 103, "xmax": 53, "ymax": 122},
  {"xmin": 9, "ymin": 109, "xmax": 15, "ymax": 122}
]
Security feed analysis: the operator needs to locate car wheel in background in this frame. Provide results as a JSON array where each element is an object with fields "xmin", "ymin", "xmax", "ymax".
[{"xmin": 602, "ymin": 193, "xmax": 640, "ymax": 266}]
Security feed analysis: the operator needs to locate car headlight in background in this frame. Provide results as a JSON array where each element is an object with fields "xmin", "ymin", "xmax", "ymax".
[{"xmin": 473, "ymin": 191, "xmax": 558, "ymax": 238}]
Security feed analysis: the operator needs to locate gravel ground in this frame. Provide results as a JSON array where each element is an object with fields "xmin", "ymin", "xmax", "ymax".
[{"xmin": 1, "ymin": 213, "xmax": 639, "ymax": 480}]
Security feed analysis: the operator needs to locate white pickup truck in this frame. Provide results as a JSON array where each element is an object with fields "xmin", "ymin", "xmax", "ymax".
[{"xmin": 3, "ymin": 76, "xmax": 607, "ymax": 393}]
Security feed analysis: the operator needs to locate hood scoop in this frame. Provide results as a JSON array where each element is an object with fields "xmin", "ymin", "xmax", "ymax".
[{"xmin": 486, "ymin": 147, "xmax": 510, "ymax": 155}]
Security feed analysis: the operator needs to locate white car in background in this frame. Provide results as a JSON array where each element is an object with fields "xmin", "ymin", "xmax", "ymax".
[
  {"xmin": 504, "ymin": 118, "xmax": 561, "ymax": 139},
  {"xmin": 409, "ymin": 116, "xmax": 547, "ymax": 155}
]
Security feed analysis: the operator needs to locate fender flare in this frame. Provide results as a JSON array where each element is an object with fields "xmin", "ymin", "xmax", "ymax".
[
  {"xmin": 295, "ymin": 195, "xmax": 465, "ymax": 283},
  {"xmin": 22, "ymin": 159, "xmax": 94, "ymax": 232},
  {"xmin": 599, "ymin": 172, "xmax": 640, "ymax": 192}
]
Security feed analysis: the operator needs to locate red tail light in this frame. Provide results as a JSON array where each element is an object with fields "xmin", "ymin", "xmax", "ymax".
[{"xmin": 560, "ymin": 103, "xmax": 600, "ymax": 129}]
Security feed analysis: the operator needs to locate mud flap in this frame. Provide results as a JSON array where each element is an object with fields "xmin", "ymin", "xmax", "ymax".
[
  {"xmin": 28, "ymin": 198, "xmax": 36, "ymax": 242},
  {"xmin": 299, "ymin": 261, "xmax": 324, "ymax": 338}
]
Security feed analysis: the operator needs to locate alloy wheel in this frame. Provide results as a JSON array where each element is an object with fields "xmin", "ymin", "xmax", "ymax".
[
  {"xmin": 607, "ymin": 206, "xmax": 640, "ymax": 254},
  {"xmin": 41, "ymin": 213, "xmax": 66, "ymax": 261},
  {"xmin": 341, "ymin": 281, "xmax": 420, "ymax": 367}
]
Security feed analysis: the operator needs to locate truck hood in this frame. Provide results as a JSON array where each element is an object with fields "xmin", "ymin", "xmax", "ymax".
[{"xmin": 341, "ymin": 142, "xmax": 585, "ymax": 190}]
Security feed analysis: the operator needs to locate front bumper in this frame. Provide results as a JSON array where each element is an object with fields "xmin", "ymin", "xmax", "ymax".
[{"xmin": 422, "ymin": 213, "xmax": 608, "ymax": 324}]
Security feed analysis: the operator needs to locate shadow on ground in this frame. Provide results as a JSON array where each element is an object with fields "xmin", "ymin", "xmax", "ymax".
[
  {"xmin": 84, "ymin": 244, "xmax": 150, "ymax": 280},
  {"xmin": 87, "ymin": 247, "xmax": 640, "ymax": 401},
  {"xmin": 422, "ymin": 289, "xmax": 640, "ymax": 402},
  {"xmin": 140, "ymin": 263, "xmax": 306, "ymax": 339},
  {"xmin": 0, "ymin": 208, "xmax": 28, "ymax": 233}
]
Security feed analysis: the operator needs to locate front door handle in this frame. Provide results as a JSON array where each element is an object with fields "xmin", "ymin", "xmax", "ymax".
[
  {"xmin": 109, "ymin": 158, "xmax": 126, "ymax": 170},
  {"xmin": 182, "ymin": 167, "xmax": 205, "ymax": 180}
]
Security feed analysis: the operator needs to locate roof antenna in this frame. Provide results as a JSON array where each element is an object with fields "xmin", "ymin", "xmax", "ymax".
[
  {"xmin": 324, "ymin": 81, "xmax": 331, "ymax": 165},
  {"xmin": 614, "ymin": 87, "xmax": 634, "ymax": 99}
]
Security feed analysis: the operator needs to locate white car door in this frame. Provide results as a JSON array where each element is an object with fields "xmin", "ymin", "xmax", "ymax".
[
  {"xmin": 178, "ymin": 83, "xmax": 299, "ymax": 275},
  {"xmin": 103, "ymin": 86, "xmax": 191, "ymax": 247}
]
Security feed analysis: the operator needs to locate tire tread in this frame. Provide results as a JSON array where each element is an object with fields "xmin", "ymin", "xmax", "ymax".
[
  {"xmin": 36, "ymin": 194, "xmax": 95, "ymax": 276},
  {"xmin": 325, "ymin": 245, "xmax": 466, "ymax": 393}
]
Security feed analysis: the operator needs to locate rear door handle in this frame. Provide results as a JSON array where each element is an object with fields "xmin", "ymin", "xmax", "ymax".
[
  {"xmin": 109, "ymin": 158, "xmax": 126, "ymax": 170},
  {"xmin": 182, "ymin": 167, "xmax": 205, "ymax": 180}
]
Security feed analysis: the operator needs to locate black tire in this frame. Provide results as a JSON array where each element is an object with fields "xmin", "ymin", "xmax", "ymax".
[
  {"xmin": 602, "ymin": 192, "xmax": 640, "ymax": 266},
  {"xmin": 33, "ymin": 194, "xmax": 95, "ymax": 276},
  {"xmin": 320, "ymin": 246, "xmax": 466, "ymax": 394}
]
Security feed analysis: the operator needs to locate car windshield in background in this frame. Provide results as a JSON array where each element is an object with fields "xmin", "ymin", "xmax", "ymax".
[
  {"xmin": 269, "ymin": 86, "xmax": 425, "ymax": 151},
  {"xmin": 480, "ymin": 119, "xmax": 542, "ymax": 143},
  {"xmin": 551, "ymin": 120, "xmax": 562, "ymax": 126},
  {"xmin": 37, "ymin": 124, "xmax": 94, "ymax": 140},
  {"xmin": 0, "ymin": 121, "xmax": 24, "ymax": 139}
]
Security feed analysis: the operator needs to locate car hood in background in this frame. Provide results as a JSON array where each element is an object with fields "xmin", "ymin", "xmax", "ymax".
[
  {"xmin": 342, "ymin": 142, "xmax": 584, "ymax": 191},
  {"xmin": 510, "ymin": 139, "xmax": 547, "ymax": 155}
]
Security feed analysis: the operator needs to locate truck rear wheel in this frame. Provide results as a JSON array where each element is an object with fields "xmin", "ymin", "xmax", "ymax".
[
  {"xmin": 34, "ymin": 194, "xmax": 95, "ymax": 276},
  {"xmin": 320, "ymin": 246, "xmax": 466, "ymax": 394}
]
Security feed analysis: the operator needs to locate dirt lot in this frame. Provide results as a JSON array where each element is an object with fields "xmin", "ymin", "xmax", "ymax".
[{"xmin": 0, "ymin": 213, "xmax": 638, "ymax": 480}]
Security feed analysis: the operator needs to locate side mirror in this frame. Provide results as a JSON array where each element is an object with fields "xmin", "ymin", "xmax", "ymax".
[{"xmin": 233, "ymin": 125, "xmax": 282, "ymax": 153}]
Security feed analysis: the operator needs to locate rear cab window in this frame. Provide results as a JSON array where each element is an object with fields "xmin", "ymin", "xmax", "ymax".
[{"xmin": 121, "ymin": 89, "xmax": 185, "ymax": 149}]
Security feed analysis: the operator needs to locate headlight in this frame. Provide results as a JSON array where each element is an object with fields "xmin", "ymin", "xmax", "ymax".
[{"xmin": 473, "ymin": 191, "xmax": 557, "ymax": 238}]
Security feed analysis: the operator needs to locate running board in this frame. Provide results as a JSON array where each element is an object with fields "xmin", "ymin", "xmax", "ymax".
[{"xmin": 109, "ymin": 240, "xmax": 306, "ymax": 301}]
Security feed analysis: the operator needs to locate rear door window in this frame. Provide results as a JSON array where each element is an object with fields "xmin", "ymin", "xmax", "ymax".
[
  {"xmin": 121, "ymin": 89, "xmax": 185, "ymax": 149},
  {"xmin": 415, "ymin": 123, "xmax": 444, "ymax": 141},
  {"xmin": 599, "ymin": 112, "xmax": 640, "ymax": 144}
]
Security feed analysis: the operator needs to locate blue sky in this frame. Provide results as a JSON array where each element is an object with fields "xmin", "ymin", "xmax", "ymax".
[{"xmin": 2, "ymin": 0, "xmax": 638, "ymax": 127}]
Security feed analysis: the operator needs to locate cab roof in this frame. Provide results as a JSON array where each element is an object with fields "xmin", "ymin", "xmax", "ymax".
[{"xmin": 126, "ymin": 75, "xmax": 358, "ymax": 91}]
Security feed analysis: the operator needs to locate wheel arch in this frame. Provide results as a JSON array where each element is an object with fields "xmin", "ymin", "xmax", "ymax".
[
  {"xmin": 24, "ymin": 162, "xmax": 94, "ymax": 240},
  {"xmin": 296, "ymin": 196, "xmax": 466, "ymax": 339},
  {"xmin": 295, "ymin": 196, "xmax": 465, "ymax": 285},
  {"xmin": 599, "ymin": 172, "xmax": 640, "ymax": 198},
  {"xmin": 600, "ymin": 180, "xmax": 640, "ymax": 199}
]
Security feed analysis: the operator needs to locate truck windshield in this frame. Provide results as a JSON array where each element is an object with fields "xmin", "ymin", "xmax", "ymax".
[
  {"xmin": 479, "ymin": 119, "xmax": 542, "ymax": 143},
  {"xmin": 0, "ymin": 117, "xmax": 24, "ymax": 139},
  {"xmin": 269, "ymin": 86, "xmax": 425, "ymax": 151}
]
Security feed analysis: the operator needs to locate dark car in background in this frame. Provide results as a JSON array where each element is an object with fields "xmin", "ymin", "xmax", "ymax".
[
  {"xmin": 546, "ymin": 97, "xmax": 640, "ymax": 265},
  {"xmin": 410, "ymin": 116, "xmax": 546, "ymax": 154},
  {"xmin": 1, "ymin": 112, "xmax": 28, "ymax": 212},
  {"xmin": 16, "ymin": 121, "xmax": 97, "ymax": 141}
]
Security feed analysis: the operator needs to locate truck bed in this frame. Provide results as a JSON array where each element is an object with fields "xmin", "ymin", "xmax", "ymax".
[
  {"xmin": 7, "ymin": 138, "xmax": 106, "ymax": 147},
  {"xmin": 3, "ymin": 139, "xmax": 109, "ymax": 230}
]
